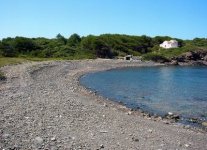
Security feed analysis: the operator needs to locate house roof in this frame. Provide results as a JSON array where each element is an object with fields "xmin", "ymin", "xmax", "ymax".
[{"xmin": 162, "ymin": 40, "xmax": 178, "ymax": 44}]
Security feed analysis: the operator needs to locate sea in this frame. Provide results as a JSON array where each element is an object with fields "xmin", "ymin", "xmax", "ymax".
[{"xmin": 80, "ymin": 66, "xmax": 207, "ymax": 124}]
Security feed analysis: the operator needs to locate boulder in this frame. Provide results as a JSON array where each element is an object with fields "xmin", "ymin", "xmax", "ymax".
[{"xmin": 173, "ymin": 50, "xmax": 207, "ymax": 65}]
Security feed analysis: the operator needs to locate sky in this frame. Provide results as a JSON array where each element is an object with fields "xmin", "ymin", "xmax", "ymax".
[{"xmin": 0, "ymin": 0, "xmax": 207, "ymax": 40}]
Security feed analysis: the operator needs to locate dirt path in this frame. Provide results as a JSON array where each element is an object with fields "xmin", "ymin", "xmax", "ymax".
[{"xmin": 0, "ymin": 59, "xmax": 206, "ymax": 150}]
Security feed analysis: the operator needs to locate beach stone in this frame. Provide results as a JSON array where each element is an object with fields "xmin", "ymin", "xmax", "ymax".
[
  {"xmin": 100, "ymin": 144, "xmax": 104, "ymax": 149},
  {"xmin": 127, "ymin": 111, "xmax": 132, "ymax": 115},
  {"xmin": 2, "ymin": 133, "xmax": 10, "ymax": 139},
  {"xmin": 51, "ymin": 137, "xmax": 56, "ymax": 141},
  {"xmin": 103, "ymin": 103, "xmax": 108, "ymax": 107},
  {"xmin": 164, "ymin": 112, "xmax": 180, "ymax": 121},
  {"xmin": 202, "ymin": 122, "xmax": 207, "ymax": 127},
  {"xmin": 168, "ymin": 112, "xmax": 173, "ymax": 115},
  {"xmin": 50, "ymin": 146, "xmax": 58, "ymax": 150},
  {"xmin": 34, "ymin": 137, "xmax": 44, "ymax": 148},
  {"xmin": 189, "ymin": 118, "xmax": 199, "ymax": 123},
  {"xmin": 132, "ymin": 137, "xmax": 139, "ymax": 142}
]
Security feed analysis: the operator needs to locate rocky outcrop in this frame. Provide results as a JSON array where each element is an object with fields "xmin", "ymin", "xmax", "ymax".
[{"xmin": 170, "ymin": 50, "xmax": 207, "ymax": 65}]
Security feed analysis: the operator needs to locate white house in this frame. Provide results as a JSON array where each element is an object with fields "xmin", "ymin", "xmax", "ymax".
[{"xmin": 160, "ymin": 40, "xmax": 178, "ymax": 49}]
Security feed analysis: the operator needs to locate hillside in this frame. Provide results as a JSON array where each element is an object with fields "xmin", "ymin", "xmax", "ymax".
[{"xmin": 0, "ymin": 34, "xmax": 207, "ymax": 61}]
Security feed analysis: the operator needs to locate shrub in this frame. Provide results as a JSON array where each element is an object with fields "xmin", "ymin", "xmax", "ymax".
[{"xmin": 142, "ymin": 53, "xmax": 170, "ymax": 63}]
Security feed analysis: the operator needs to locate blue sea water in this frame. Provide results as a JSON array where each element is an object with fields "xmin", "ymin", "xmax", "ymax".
[{"xmin": 80, "ymin": 66, "xmax": 207, "ymax": 121}]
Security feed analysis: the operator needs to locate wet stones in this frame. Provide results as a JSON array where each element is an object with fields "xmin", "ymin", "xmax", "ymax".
[
  {"xmin": 164, "ymin": 112, "xmax": 180, "ymax": 122},
  {"xmin": 201, "ymin": 122, "xmax": 207, "ymax": 127},
  {"xmin": 188, "ymin": 118, "xmax": 200, "ymax": 123}
]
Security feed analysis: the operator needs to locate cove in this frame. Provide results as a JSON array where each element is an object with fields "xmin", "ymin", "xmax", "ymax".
[{"xmin": 80, "ymin": 66, "xmax": 207, "ymax": 123}]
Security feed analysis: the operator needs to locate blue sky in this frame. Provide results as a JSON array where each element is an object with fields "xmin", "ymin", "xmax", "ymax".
[{"xmin": 0, "ymin": 0, "xmax": 207, "ymax": 39}]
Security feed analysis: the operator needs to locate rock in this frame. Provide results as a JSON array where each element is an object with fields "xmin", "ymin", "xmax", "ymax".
[
  {"xmin": 204, "ymin": 55, "xmax": 207, "ymax": 61},
  {"xmin": 100, "ymin": 130, "xmax": 108, "ymax": 133},
  {"xmin": 189, "ymin": 118, "xmax": 199, "ymax": 123},
  {"xmin": 184, "ymin": 125, "xmax": 191, "ymax": 129},
  {"xmin": 203, "ymin": 61, "xmax": 207, "ymax": 65},
  {"xmin": 127, "ymin": 111, "xmax": 132, "ymax": 115},
  {"xmin": 185, "ymin": 52, "xmax": 193, "ymax": 60},
  {"xmin": 103, "ymin": 103, "xmax": 108, "ymax": 107},
  {"xmin": 157, "ymin": 116, "xmax": 162, "ymax": 121},
  {"xmin": 50, "ymin": 146, "xmax": 58, "ymax": 150},
  {"xmin": 202, "ymin": 122, "xmax": 207, "ymax": 127},
  {"xmin": 164, "ymin": 112, "xmax": 180, "ymax": 121},
  {"xmin": 51, "ymin": 137, "xmax": 56, "ymax": 141},
  {"xmin": 174, "ymin": 50, "xmax": 207, "ymax": 65},
  {"xmin": 34, "ymin": 137, "xmax": 44, "ymax": 148},
  {"xmin": 170, "ymin": 60, "xmax": 178, "ymax": 65},
  {"xmin": 168, "ymin": 112, "xmax": 173, "ymax": 115},
  {"xmin": 184, "ymin": 144, "xmax": 190, "ymax": 147},
  {"xmin": 132, "ymin": 137, "xmax": 139, "ymax": 142},
  {"xmin": 2, "ymin": 133, "xmax": 10, "ymax": 139},
  {"xmin": 100, "ymin": 144, "xmax": 104, "ymax": 149}
]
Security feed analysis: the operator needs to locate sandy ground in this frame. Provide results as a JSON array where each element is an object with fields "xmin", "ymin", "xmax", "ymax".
[{"xmin": 0, "ymin": 59, "xmax": 206, "ymax": 150}]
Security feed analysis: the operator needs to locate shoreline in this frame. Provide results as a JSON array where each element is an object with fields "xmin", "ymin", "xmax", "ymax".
[{"xmin": 0, "ymin": 59, "xmax": 207, "ymax": 149}]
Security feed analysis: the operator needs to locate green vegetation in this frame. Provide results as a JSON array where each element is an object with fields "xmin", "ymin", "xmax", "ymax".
[
  {"xmin": 0, "ymin": 57, "xmax": 62, "ymax": 67},
  {"xmin": 142, "ymin": 37, "xmax": 207, "ymax": 61},
  {"xmin": 0, "ymin": 71, "xmax": 5, "ymax": 80},
  {"xmin": 142, "ymin": 53, "xmax": 170, "ymax": 63},
  {"xmin": 0, "ymin": 33, "xmax": 207, "ymax": 63}
]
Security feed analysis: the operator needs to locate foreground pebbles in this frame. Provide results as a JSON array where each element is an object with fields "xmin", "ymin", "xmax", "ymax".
[{"xmin": 0, "ymin": 59, "xmax": 206, "ymax": 149}]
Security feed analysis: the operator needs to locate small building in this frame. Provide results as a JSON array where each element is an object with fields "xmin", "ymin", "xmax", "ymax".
[
  {"xmin": 124, "ymin": 55, "xmax": 133, "ymax": 60},
  {"xmin": 160, "ymin": 40, "xmax": 178, "ymax": 49}
]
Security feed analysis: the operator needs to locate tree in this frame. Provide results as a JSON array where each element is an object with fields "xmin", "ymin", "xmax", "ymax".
[
  {"xmin": 0, "ymin": 38, "xmax": 17, "ymax": 57},
  {"xmin": 192, "ymin": 38, "xmax": 207, "ymax": 47},
  {"xmin": 67, "ymin": 33, "xmax": 81, "ymax": 47},
  {"xmin": 13, "ymin": 37, "xmax": 37, "ymax": 53},
  {"xmin": 56, "ymin": 33, "xmax": 67, "ymax": 45},
  {"xmin": 152, "ymin": 36, "xmax": 172, "ymax": 45},
  {"xmin": 0, "ymin": 42, "xmax": 16, "ymax": 57},
  {"xmin": 80, "ymin": 35, "xmax": 96, "ymax": 51},
  {"xmin": 93, "ymin": 38, "xmax": 113, "ymax": 58}
]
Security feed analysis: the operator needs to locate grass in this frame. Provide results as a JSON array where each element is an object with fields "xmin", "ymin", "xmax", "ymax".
[
  {"xmin": 0, "ymin": 55, "xmax": 96, "ymax": 79},
  {"xmin": 155, "ymin": 46, "xmax": 195, "ymax": 58},
  {"xmin": 0, "ymin": 57, "xmax": 30, "ymax": 67},
  {"xmin": 0, "ymin": 57, "xmax": 66, "ymax": 80},
  {"xmin": 0, "ymin": 57, "xmax": 30, "ymax": 80},
  {"xmin": 0, "ymin": 57, "xmax": 68, "ymax": 68}
]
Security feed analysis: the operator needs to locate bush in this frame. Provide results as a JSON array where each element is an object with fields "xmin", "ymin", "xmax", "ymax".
[{"xmin": 142, "ymin": 53, "xmax": 170, "ymax": 63}]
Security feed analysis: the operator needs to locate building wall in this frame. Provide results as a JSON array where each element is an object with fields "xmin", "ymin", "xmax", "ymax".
[{"xmin": 160, "ymin": 40, "xmax": 178, "ymax": 49}]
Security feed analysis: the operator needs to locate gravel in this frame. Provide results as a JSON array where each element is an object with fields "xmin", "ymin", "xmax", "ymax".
[{"xmin": 0, "ymin": 59, "xmax": 206, "ymax": 150}]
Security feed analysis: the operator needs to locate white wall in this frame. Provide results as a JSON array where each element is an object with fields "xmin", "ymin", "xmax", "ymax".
[{"xmin": 160, "ymin": 40, "xmax": 178, "ymax": 49}]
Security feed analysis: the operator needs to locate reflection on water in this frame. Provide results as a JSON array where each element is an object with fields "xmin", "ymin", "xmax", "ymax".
[{"xmin": 80, "ymin": 66, "xmax": 207, "ymax": 121}]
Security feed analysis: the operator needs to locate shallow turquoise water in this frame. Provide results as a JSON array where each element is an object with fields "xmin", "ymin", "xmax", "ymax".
[{"xmin": 80, "ymin": 66, "xmax": 207, "ymax": 121}]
